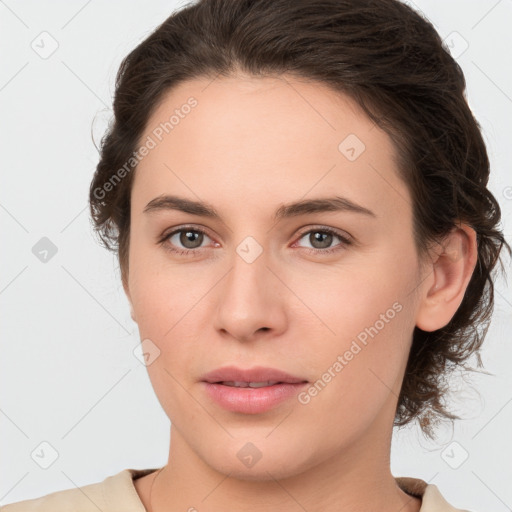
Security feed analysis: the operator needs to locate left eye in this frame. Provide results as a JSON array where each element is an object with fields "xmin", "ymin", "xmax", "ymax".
[{"xmin": 295, "ymin": 228, "xmax": 351, "ymax": 253}]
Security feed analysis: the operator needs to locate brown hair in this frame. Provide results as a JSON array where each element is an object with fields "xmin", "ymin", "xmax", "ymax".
[{"xmin": 89, "ymin": 0, "xmax": 510, "ymax": 438}]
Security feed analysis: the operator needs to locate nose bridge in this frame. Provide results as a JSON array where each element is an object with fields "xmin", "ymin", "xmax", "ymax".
[
  {"xmin": 225, "ymin": 235, "xmax": 271, "ymax": 308},
  {"xmin": 214, "ymin": 234, "xmax": 284, "ymax": 340}
]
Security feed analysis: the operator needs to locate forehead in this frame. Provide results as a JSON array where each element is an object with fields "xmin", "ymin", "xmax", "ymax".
[{"xmin": 132, "ymin": 74, "xmax": 412, "ymax": 222}]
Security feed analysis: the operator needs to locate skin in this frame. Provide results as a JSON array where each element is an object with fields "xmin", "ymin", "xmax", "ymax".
[{"xmin": 123, "ymin": 73, "xmax": 477, "ymax": 512}]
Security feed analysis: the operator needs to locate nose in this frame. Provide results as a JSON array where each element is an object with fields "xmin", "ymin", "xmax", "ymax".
[{"xmin": 213, "ymin": 240, "xmax": 288, "ymax": 343}]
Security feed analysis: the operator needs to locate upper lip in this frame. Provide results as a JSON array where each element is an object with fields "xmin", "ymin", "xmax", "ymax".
[{"xmin": 201, "ymin": 366, "xmax": 308, "ymax": 384}]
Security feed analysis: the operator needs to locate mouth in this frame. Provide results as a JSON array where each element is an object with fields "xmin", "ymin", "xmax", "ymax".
[
  {"xmin": 215, "ymin": 381, "xmax": 286, "ymax": 388},
  {"xmin": 201, "ymin": 365, "xmax": 308, "ymax": 385},
  {"xmin": 200, "ymin": 366, "xmax": 309, "ymax": 414}
]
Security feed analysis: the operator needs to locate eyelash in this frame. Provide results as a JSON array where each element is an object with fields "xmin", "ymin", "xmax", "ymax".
[{"xmin": 158, "ymin": 225, "xmax": 352, "ymax": 257}]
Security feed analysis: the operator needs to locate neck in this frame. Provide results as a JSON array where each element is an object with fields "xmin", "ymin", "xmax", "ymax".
[{"xmin": 145, "ymin": 424, "xmax": 421, "ymax": 512}]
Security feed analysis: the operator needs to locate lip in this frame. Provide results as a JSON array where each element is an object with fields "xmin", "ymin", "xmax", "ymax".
[
  {"xmin": 200, "ymin": 366, "xmax": 308, "ymax": 414},
  {"xmin": 201, "ymin": 365, "xmax": 307, "ymax": 384}
]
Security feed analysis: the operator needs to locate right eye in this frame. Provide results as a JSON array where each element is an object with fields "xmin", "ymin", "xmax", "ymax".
[{"xmin": 159, "ymin": 226, "xmax": 217, "ymax": 256}]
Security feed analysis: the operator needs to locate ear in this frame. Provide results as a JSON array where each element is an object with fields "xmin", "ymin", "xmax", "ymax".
[
  {"xmin": 122, "ymin": 276, "xmax": 137, "ymax": 323},
  {"xmin": 415, "ymin": 223, "xmax": 478, "ymax": 332}
]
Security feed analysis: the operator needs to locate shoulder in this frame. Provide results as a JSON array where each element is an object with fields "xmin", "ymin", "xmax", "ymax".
[
  {"xmin": 396, "ymin": 476, "xmax": 477, "ymax": 512},
  {"xmin": 1, "ymin": 482, "xmax": 102, "ymax": 512},
  {"xmin": 0, "ymin": 468, "xmax": 157, "ymax": 512}
]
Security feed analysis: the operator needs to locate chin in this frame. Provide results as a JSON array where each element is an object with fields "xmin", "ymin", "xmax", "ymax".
[
  {"xmin": 202, "ymin": 440, "xmax": 320, "ymax": 482},
  {"xmin": 214, "ymin": 460, "xmax": 304, "ymax": 482}
]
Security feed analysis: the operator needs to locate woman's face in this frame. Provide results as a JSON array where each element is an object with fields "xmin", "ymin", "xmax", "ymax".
[{"xmin": 125, "ymin": 74, "xmax": 427, "ymax": 480}]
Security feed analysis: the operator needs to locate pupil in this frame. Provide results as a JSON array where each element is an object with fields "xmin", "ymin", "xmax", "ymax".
[
  {"xmin": 181, "ymin": 230, "xmax": 202, "ymax": 248},
  {"xmin": 312, "ymin": 231, "xmax": 332, "ymax": 249}
]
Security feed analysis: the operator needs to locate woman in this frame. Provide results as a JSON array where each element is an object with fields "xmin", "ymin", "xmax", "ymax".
[{"xmin": 3, "ymin": 0, "xmax": 509, "ymax": 510}]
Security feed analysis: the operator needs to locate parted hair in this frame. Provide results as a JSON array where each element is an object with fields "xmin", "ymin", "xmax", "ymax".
[{"xmin": 89, "ymin": 0, "xmax": 510, "ymax": 438}]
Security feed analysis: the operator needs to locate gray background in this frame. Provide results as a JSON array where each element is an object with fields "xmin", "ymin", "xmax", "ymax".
[{"xmin": 1, "ymin": 0, "xmax": 511, "ymax": 510}]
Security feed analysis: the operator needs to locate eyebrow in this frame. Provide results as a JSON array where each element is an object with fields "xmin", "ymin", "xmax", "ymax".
[{"xmin": 143, "ymin": 194, "xmax": 377, "ymax": 220}]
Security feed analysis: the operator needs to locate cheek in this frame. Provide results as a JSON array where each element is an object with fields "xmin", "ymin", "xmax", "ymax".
[
  {"xmin": 128, "ymin": 251, "xmax": 216, "ymax": 384},
  {"xmin": 128, "ymin": 264, "xmax": 208, "ymax": 421},
  {"xmin": 286, "ymin": 258, "xmax": 405, "ymax": 342},
  {"xmin": 294, "ymin": 302, "xmax": 414, "ymax": 450},
  {"xmin": 289, "ymin": 256, "xmax": 416, "ymax": 408},
  {"xmin": 128, "ymin": 241, "xmax": 207, "ymax": 338}
]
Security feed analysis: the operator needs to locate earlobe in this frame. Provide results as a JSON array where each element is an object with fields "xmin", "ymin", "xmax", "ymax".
[
  {"xmin": 122, "ymin": 278, "xmax": 137, "ymax": 323},
  {"xmin": 129, "ymin": 302, "xmax": 137, "ymax": 322},
  {"xmin": 415, "ymin": 224, "xmax": 478, "ymax": 332}
]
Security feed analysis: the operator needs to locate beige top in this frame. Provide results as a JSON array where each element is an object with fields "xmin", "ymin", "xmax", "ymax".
[{"xmin": 1, "ymin": 468, "xmax": 472, "ymax": 511}]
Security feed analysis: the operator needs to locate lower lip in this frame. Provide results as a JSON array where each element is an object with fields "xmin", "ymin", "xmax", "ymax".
[{"xmin": 202, "ymin": 382, "xmax": 308, "ymax": 414}]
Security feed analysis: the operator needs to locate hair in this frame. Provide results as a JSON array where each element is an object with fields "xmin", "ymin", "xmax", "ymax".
[{"xmin": 89, "ymin": 0, "xmax": 510, "ymax": 439}]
